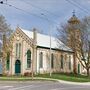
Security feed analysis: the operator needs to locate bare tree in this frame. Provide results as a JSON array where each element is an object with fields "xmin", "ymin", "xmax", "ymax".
[
  {"xmin": 0, "ymin": 15, "xmax": 12, "ymax": 46},
  {"xmin": 57, "ymin": 23, "xmax": 80, "ymax": 74},
  {"xmin": 0, "ymin": 15, "xmax": 12, "ymax": 75},
  {"xmin": 77, "ymin": 17, "xmax": 90, "ymax": 76},
  {"xmin": 57, "ymin": 16, "xmax": 90, "ymax": 76}
]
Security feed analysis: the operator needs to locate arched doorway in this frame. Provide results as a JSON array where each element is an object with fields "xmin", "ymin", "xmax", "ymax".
[{"xmin": 15, "ymin": 60, "xmax": 21, "ymax": 74}]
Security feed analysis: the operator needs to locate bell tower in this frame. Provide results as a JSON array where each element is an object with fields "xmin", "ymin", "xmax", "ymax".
[{"xmin": 67, "ymin": 10, "xmax": 80, "ymax": 74}]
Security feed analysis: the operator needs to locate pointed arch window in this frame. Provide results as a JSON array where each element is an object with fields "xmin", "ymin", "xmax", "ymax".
[
  {"xmin": 39, "ymin": 52, "xmax": 43, "ymax": 68},
  {"xmin": 19, "ymin": 43, "xmax": 21, "ymax": 58},
  {"xmin": 16, "ymin": 43, "xmax": 18, "ymax": 57},
  {"xmin": 61, "ymin": 55, "xmax": 63, "ymax": 69},
  {"xmin": 6, "ymin": 52, "xmax": 10, "ymax": 70},
  {"xmin": 69, "ymin": 56, "xmax": 71, "ymax": 70},
  {"xmin": 27, "ymin": 50, "xmax": 31, "ymax": 68},
  {"xmin": 51, "ymin": 53, "xmax": 54, "ymax": 69},
  {"xmin": 16, "ymin": 43, "xmax": 21, "ymax": 58}
]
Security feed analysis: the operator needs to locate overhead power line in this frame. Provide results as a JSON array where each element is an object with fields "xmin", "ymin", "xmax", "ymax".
[
  {"xmin": 20, "ymin": 0, "xmax": 60, "ymax": 18},
  {"xmin": 22, "ymin": 0, "xmax": 90, "ymax": 17},
  {"xmin": 65, "ymin": 0, "xmax": 90, "ymax": 15},
  {"xmin": 71, "ymin": 0, "xmax": 90, "ymax": 13},
  {"xmin": 0, "ymin": 1, "xmax": 57, "ymax": 24}
]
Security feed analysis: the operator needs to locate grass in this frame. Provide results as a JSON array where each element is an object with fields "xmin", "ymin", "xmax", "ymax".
[
  {"xmin": 0, "ymin": 73, "xmax": 90, "ymax": 82},
  {"xmin": 35, "ymin": 73, "xmax": 90, "ymax": 82},
  {"xmin": 0, "ymin": 76, "xmax": 55, "ymax": 81}
]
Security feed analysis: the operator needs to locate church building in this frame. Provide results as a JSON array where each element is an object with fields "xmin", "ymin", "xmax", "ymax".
[{"xmin": 6, "ymin": 27, "xmax": 74, "ymax": 75}]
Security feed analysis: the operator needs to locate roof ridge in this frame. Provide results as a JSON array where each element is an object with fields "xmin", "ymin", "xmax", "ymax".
[{"xmin": 19, "ymin": 27, "xmax": 56, "ymax": 39}]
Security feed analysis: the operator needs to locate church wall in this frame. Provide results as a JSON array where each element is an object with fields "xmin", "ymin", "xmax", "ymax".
[
  {"xmin": 22, "ymin": 40, "xmax": 33, "ymax": 75},
  {"xmin": 37, "ymin": 48, "xmax": 49, "ymax": 74},
  {"xmin": 10, "ymin": 41, "xmax": 73, "ymax": 75},
  {"xmin": 9, "ymin": 31, "xmax": 34, "ymax": 75},
  {"xmin": 52, "ymin": 51, "xmax": 73, "ymax": 73},
  {"xmin": 36, "ymin": 47, "xmax": 73, "ymax": 74}
]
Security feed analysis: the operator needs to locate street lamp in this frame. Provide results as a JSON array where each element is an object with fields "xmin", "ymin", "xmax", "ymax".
[{"xmin": 41, "ymin": 13, "xmax": 52, "ymax": 77}]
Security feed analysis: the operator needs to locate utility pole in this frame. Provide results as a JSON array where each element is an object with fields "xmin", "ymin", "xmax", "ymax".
[
  {"xmin": 41, "ymin": 13, "xmax": 52, "ymax": 77},
  {"xmin": 32, "ymin": 28, "xmax": 37, "ymax": 80},
  {"xmin": 49, "ymin": 24, "xmax": 52, "ymax": 77}
]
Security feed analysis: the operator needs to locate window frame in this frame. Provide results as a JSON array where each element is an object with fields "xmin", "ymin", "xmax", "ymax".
[
  {"xmin": 69, "ymin": 55, "xmax": 71, "ymax": 70},
  {"xmin": 27, "ymin": 50, "xmax": 31, "ymax": 68},
  {"xmin": 51, "ymin": 53, "xmax": 54, "ymax": 69},
  {"xmin": 61, "ymin": 55, "xmax": 63, "ymax": 69},
  {"xmin": 39, "ymin": 52, "xmax": 43, "ymax": 68}
]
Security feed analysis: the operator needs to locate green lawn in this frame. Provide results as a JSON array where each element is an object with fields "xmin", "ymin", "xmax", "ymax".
[
  {"xmin": 36, "ymin": 73, "xmax": 90, "ymax": 82},
  {"xmin": 0, "ymin": 73, "xmax": 90, "ymax": 82},
  {"xmin": 0, "ymin": 76, "xmax": 55, "ymax": 81}
]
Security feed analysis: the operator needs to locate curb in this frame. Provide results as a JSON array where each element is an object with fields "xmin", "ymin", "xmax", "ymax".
[
  {"xmin": 0, "ymin": 77, "xmax": 90, "ymax": 85},
  {"xmin": 34, "ymin": 77, "xmax": 90, "ymax": 85},
  {"xmin": 58, "ymin": 80, "xmax": 90, "ymax": 85}
]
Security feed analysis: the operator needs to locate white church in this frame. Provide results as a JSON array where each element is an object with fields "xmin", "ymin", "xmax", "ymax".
[{"xmin": 5, "ymin": 27, "xmax": 75, "ymax": 75}]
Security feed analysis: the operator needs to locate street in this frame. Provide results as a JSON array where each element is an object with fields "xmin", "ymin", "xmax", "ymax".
[{"xmin": 0, "ymin": 81, "xmax": 89, "ymax": 90}]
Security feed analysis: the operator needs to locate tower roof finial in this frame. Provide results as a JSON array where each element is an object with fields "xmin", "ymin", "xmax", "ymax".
[
  {"xmin": 68, "ymin": 10, "xmax": 80, "ymax": 24},
  {"xmin": 72, "ymin": 10, "xmax": 75, "ymax": 16}
]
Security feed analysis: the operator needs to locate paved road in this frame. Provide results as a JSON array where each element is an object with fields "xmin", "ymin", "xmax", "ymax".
[{"xmin": 0, "ymin": 81, "xmax": 90, "ymax": 90}]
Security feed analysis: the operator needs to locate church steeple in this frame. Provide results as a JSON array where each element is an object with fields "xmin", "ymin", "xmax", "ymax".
[
  {"xmin": 67, "ymin": 11, "xmax": 81, "ymax": 74},
  {"xmin": 68, "ymin": 10, "xmax": 80, "ymax": 24}
]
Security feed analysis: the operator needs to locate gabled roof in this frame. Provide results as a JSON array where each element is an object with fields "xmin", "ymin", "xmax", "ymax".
[{"xmin": 19, "ymin": 27, "xmax": 72, "ymax": 52}]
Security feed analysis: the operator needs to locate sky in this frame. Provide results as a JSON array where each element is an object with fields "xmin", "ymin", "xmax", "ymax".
[{"xmin": 0, "ymin": 0, "xmax": 90, "ymax": 36}]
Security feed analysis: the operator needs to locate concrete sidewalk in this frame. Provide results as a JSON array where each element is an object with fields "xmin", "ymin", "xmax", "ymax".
[{"xmin": 34, "ymin": 77, "xmax": 90, "ymax": 85}]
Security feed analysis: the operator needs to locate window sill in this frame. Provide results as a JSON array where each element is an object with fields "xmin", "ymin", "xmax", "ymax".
[{"xmin": 26, "ymin": 68, "xmax": 31, "ymax": 70}]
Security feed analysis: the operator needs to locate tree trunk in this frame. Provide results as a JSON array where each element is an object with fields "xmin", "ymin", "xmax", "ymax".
[
  {"xmin": 87, "ymin": 68, "xmax": 90, "ymax": 77},
  {"xmin": 73, "ymin": 52, "xmax": 77, "ymax": 74}
]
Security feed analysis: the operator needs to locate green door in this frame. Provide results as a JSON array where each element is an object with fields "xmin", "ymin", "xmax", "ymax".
[
  {"xmin": 78, "ymin": 64, "xmax": 80, "ymax": 74},
  {"xmin": 15, "ymin": 60, "xmax": 21, "ymax": 74}
]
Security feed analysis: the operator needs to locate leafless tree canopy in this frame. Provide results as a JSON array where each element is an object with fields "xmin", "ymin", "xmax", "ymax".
[
  {"xmin": 0, "ymin": 15, "xmax": 12, "ymax": 49},
  {"xmin": 57, "ymin": 16, "xmax": 90, "ymax": 76}
]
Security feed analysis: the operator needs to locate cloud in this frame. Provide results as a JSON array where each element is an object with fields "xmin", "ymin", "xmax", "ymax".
[{"xmin": 0, "ymin": 0, "xmax": 90, "ymax": 35}]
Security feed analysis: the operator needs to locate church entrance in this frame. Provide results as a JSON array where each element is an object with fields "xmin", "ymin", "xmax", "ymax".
[{"xmin": 15, "ymin": 60, "xmax": 21, "ymax": 74}]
